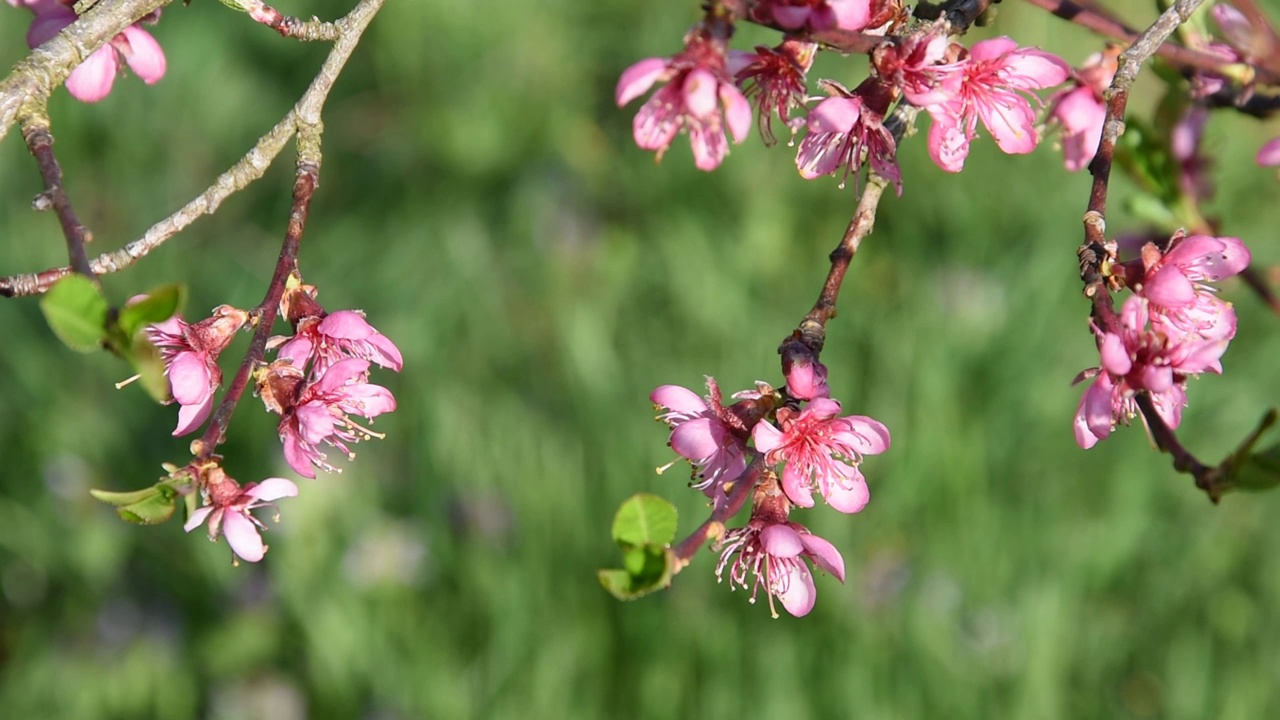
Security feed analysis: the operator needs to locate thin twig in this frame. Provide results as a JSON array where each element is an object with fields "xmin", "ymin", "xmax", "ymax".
[
  {"xmin": 1133, "ymin": 392, "xmax": 1221, "ymax": 501},
  {"xmin": 1079, "ymin": 0, "xmax": 1210, "ymax": 333},
  {"xmin": 671, "ymin": 460, "xmax": 760, "ymax": 569},
  {"xmin": 193, "ymin": 160, "xmax": 318, "ymax": 459},
  {"xmin": 0, "ymin": 0, "xmax": 171, "ymax": 144},
  {"xmin": 20, "ymin": 117, "xmax": 95, "ymax": 281},
  {"xmin": 778, "ymin": 174, "xmax": 888, "ymax": 362},
  {"xmin": 0, "ymin": 0, "xmax": 385, "ymax": 298},
  {"xmin": 1020, "ymin": 0, "xmax": 1270, "ymax": 84}
]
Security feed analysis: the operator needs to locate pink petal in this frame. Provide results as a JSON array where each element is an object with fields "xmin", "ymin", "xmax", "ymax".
[
  {"xmin": 296, "ymin": 403, "xmax": 338, "ymax": 445},
  {"xmin": 283, "ymin": 431, "xmax": 318, "ymax": 479},
  {"xmin": 829, "ymin": 0, "xmax": 871, "ymax": 31},
  {"xmin": 1081, "ymin": 374, "xmax": 1115, "ymax": 445},
  {"xmin": 222, "ymin": 511, "xmax": 267, "ymax": 562},
  {"xmin": 1257, "ymin": 138, "xmax": 1280, "ymax": 167},
  {"xmin": 751, "ymin": 419, "xmax": 785, "ymax": 454},
  {"xmin": 650, "ymin": 385, "xmax": 707, "ymax": 414},
  {"xmin": 276, "ymin": 335, "xmax": 314, "ymax": 368},
  {"xmin": 27, "ymin": 5, "xmax": 74, "ymax": 47},
  {"xmin": 1141, "ymin": 364, "xmax": 1173, "ymax": 394},
  {"xmin": 632, "ymin": 87, "xmax": 682, "ymax": 152},
  {"xmin": 771, "ymin": 6, "xmax": 810, "ymax": 29},
  {"xmin": 670, "ymin": 417, "xmax": 722, "ymax": 463},
  {"xmin": 805, "ymin": 397, "xmax": 843, "ymax": 420},
  {"xmin": 836, "ymin": 417, "xmax": 891, "ymax": 455},
  {"xmin": 808, "ymin": 97, "xmax": 861, "ymax": 134},
  {"xmin": 616, "ymin": 57, "xmax": 666, "ymax": 107},
  {"xmin": 823, "ymin": 470, "xmax": 870, "ymax": 513},
  {"xmin": 978, "ymin": 93, "xmax": 1039, "ymax": 155},
  {"xmin": 795, "ymin": 131, "xmax": 847, "ymax": 179},
  {"xmin": 65, "ymin": 46, "xmax": 119, "ymax": 103},
  {"xmin": 720, "ymin": 84, "xmax": 752, "ymax": 144},
  {"xmin": 117, "ymin": 25, "xmax": 165, "ymax": 85},
  {"xmin": 183, "ymin": 506, "xmax": 214, "ymax": 533},
  {"xmin": 245, "ymin": 478, "xmax": 299, "ymax": 502},
  {"xmin": 968, "ymin": 37, "xmax": 1019, "ymax": 63},
  {"xmin": 926, "ymin": 108, "xmax": 970, "ymax": 172},
  {"xmin": 799, "ymin": 533, "xmax": 846, "ymax": 582},
  {"xmin": 1143, "ymin": 265, "xmax": 1196, "ymax": 307},
  {"xmin": 1099, "ymin": 332, "xmax": 1132, "ymax": 377},
  {"xmin": 318, "ymin": 310, "xmax": 375, "ymax": 339},
  {"xmin": 1165, "ymin": 235, "xmax": 1251, "ymax": 280},
  {"xmin": 366, "ymin": 333, "xmax": 404, "ymax": 371},
  {"xmin": 689, "ymin": 121, "xmax": 728, "ymax": 171},
  {"xmin": 173, "ymin": 393, "xmax": 213, "ymax": 436},
  {"xmin": 315, "ymin": 358, "xmax": 372, "ymax": 393},
  {"xmin": 683, "ymin": 69, "xmax": 718, "ymax": 120},
  {"xmin": 169, "ymin": 352, "xmax": 214, "ymax": 405},
  {"xmin": 759, "ymin": 524, "xmax": 805, "ymax": 558},
  {"xmin": 780, "ymin": 462, "xmax": 817, "ymax": 508},
  {"xmin": 776, "ymin": 564, "xmax": 817, "ymax": 617},
  {"xmin": 999, "ymin": 49, "xmax": 1070, "ymax": 90}
]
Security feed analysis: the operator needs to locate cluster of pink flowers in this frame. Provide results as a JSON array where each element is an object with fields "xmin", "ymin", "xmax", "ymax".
[
  {"xmin": 1073, "ymin": 233, "xmax": 1251, "ymax": 449},
  {"xmin": 651, "ymin": 354, "xmax": 889, "ymax": 616},
  {"xmin": 619, "ymin": 15, "xmax": 1074, "ymax": 188},
  {"xmin": 184, "ymin": 465, "xmax": 298, "ymax": 564},
  {"xmin": 7, "ymin": 0, "xmax": 165, "ymax": 103},
  {"xmin": 148, "ymin": 284, "xmax": 401, "ymax": 562}
]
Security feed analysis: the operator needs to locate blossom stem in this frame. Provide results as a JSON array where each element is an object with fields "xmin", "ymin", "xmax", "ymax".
[
  {"xmin": 1019, "ymin": 0, "xmax": 1274, "ymax": 83},
  {"xmin": 671, "ymin": 460, "xmax": 761, "ymax": 569},
  {"xmin": 1133, "ymin": 392, "xmax": 1230, "ymax": 503},
  {"xmin": 0, "ymin": 0, "xmax": 386, "ymax": 298},
  {"xmin": 19, "ymin": 118, "xmax": 95, "ymax": 283},
  {"xmin": 1079, "ymin": 0, "xmax": 1209, "ymax": 335},
  {"xmin": 196, "ymin": 159, "xmax": 319, "ymax": 458}
]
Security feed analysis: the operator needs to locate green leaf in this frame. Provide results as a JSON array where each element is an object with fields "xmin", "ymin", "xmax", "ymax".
[
  {"xmin": 598, "ymin": 544, "xmax": 676, "ymax": 600},
  {"xmin": 117, "ymin": 284, "xmax": 185, "ymax": 339},
  {"xmin": 610, "ymin": 493, "xmax": 678, "ymax": 547},
  {"xmin": 1232, "ymin": 444, "xmax": 1280, "ymax": 492},
  {"xmin": 91, "ymin": 484, "xmax": 178, "ymax": 525},
  {"xmin": 39, "ymin": 275, "xmax": 108, "ymax": 352},
  {"xmin": 121, "ymin": 333, "xmax": 172, "ymax": 403}
]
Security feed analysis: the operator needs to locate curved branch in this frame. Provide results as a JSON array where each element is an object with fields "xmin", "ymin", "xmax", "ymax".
[{"xmin": 0, "ymin": 0, "xmax": 386, "ymax": 298}]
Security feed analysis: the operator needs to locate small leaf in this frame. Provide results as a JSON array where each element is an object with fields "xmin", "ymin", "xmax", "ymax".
[
  {"xmin": 610, "ymin": 493, "xmax": 678, "ymax": 547},
  {"xmin": 122, "ymin": 333, "xmax": 172, "ymax": 403},
  {"xmin": 92, "ymin": 484, "xmax": 178, "ymax": 525},
  {"xmin": 91, "ymin": 487, "xmax": 161, "ymax": 507},
  {"xmin": 117, "ymin": 284, "xmax": 185, "ymax": 338},
  {"xmin": 39, "ymin": 275, "xmax": 108, "ymax": 352},
  {"xmin": 1232, "ymin": 444, "xmax": 1280, "ymax": 492},
  {"xmin": 598, "ymin": 545, "xmax": 676, "ymax": 600}
]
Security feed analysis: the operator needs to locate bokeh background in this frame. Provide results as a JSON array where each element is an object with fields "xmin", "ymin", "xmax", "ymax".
[{"xmin": 3, "ymin": 1, "xmax": 1280, "ymax": 718}]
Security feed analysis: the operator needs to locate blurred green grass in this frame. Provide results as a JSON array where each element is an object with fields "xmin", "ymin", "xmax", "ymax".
[{"xmin": 3, "ymin": 0, "xmax": 1280, "ymax": 718}]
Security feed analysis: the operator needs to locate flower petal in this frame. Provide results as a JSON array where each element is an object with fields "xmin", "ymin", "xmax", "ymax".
[
  {"xmin": 776, "ymin": 564, "xmax": 817, "ymax": 617},
  {"xmin": 616, "ymin": 57, "xmax": 666, "ymax": 107},
  {"xmin": 759, "ymin": 524, "xmax": 805, "ymax": 558},
  {"xmin": 245, "ymin": 477, "xmax": 299, "ymax": 502},
  {"xmin": 222, "ymin": 510, "xmax": 267, "ymax": 562},
  {"xmin": 799, "ymin": 532, "xmax": 846, "ymax": 582}
]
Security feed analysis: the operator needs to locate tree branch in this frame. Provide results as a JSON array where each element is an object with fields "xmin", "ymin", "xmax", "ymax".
[
  {"xmin": 0, "ymin": 0, "xmax": 386, "ymax": 298},
  {"xmin": 20, "ymin": 116, "xmax": 95, "ymax": 281},
  {"xmin": 0, "ymin": 0, "xmax": 171, "ymax": 144}
]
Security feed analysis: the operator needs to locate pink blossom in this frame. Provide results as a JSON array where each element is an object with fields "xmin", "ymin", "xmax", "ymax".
[
  {"xmin": 753, "ymin": 398, "xmax": 889, "ymax": 513},
  {"xmin": 752, "ymin": 0, "xmax": 872, "ymax": 33},
  {"xmin": 1257, "ymin": 138, "xmax": 1280, "ymax": 167},
  {"xmin": 1073, "ymin": 296, "xmax": 1227, "ymax": 449},
  {"xmin": 146, "ymin": 306, "xmax": 248, "ymax": 436},
  {"xmin": 616, "ymin": 32, "xmax": 752, "ymax": 171},
  {"xmin": 276, "ymin": 358, "xmax": 397, "ymax": 478},
  {"xmin": 872, "ymin": 27, "xmax": 963, "ymax": 107},
  {"xmin": 16, "ymin": 0, "xmax": 165, "ymax": 103},
  {"xmin": 1046, "ymin": 50, "xmax": 1116, "ymax": 172},
  {"xmin": 730, "ymin": 39, "xmax": 816, "ymax": 145},
  {"xmin": 795, "ymin": 80, "xmax": 901, "ymax": 192},
  {"xmin": 274, "ymin": 309, "xmax": 403, "ymax": 378},
  {"xmin": 185, "ymin": 476, "xmax": 298, "ymax": 563},
  {"xmin": 922, "ymin": 37, "xmax": 1070, "ymax": 172},
  {"xmin": 651, "ymin": 382, "xmax": 748, "ymax": 490},
  {"xmin": 1131, "ymin": 234, "xmax": 1250, "ymax": 343},
  {"xmin": 716, "ymin": 519, "xmax": 845, "ymax": 617},
  {"xmin": 783, "ymin": 355, "xmax": 829, "ymax": 401}
]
